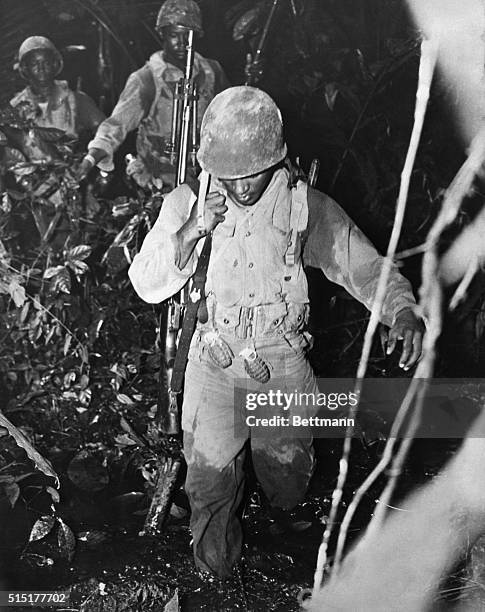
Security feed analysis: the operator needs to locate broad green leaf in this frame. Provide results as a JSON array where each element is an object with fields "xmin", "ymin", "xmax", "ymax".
[
  {"xmin": 66, "ymin": 260, "xmax": 89, "ymax": 276},
  {"xmin": 114, "ymin": 434, "xmax": 137, "ymax": 446},
  {"xmin": 34, "ymin": 126, "xmax": 66, "ymax": 142},
  {"xmin": 5, "ymin": 483, "xmax": 20, "ymax": 507},
  {"xmin": 1, "ymin": 192, "xmax": 11, "ymax": 213},
  {"xmin": 8, "ymin": 279, "xmax": 26, "ymax": 307},
  {"xmin": 50, "ymin": 268, "xmax": 71, "ymax": 295},
  {"xmin": 0, "ymin": 412, "xmax": 59, "ymax": 485},
  {"xmin": 11, "ymin": 162, "xmax": 37, "ymax": 177},
  {"xmin": 3, "ymin": 147, "xmax": 27, "ymax": 169},
  {"xmin": 63, "ymin": 334, "xmax": 72, "ymax": 356},
  {"xmin": 117, "ymin": 393, "xmax": 135, "ymax": 405},
  {"xmin": 163, "ymin": 589, "xmax": 179, "ymax": 612},
  {"xmin": 29, "ymin": 515, "xmax": 56, "ymax": 542},
  {"xmin": 19, "ymin": 300, "xmax": 30, "ymax": 324},
  {"xmin": 57, "ymin": 518, "xmax": 76, "ymax": 561},
  {"xmin": 66, "ymin": 245, "xmax": 92, "ymax": 261},
  {"xmin": 43, "ymin": 266, "xmax": 65, "ymax": 280}
]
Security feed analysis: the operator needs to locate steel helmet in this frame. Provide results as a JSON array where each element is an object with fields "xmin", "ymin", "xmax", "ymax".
[
  {"xmin": 17, "ymin": 36, "xmax": 64, "ymax": 79},
  {"xmin": 156, "ymin": 0, "xmax": 203, "ymax": 34},
  {"xmin": 197, "ymin": 86, "xmax": 287, "ymax": 179}
]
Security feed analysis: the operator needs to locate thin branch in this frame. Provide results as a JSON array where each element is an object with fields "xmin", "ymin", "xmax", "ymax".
[
  {"xmin": 364, "ymin": 268, "xmax": 443, "ymax": 538},
  {"xmin": 449, "ymin": 257, "xmax": 479, "ymax": 310},
  {"xmin": 338, "ymin": 76, "xmax": 485, "ymax": 563},
  {"xmin": 330, "ymin": 44, "xmax": 419, "ymax": 191},
  {"xmin": 312, "ymin": 38, "xmax": 439, "ymax": 591},
  {"xmin": 332, "ymin": 373, "xmax": 425, "ymax": 565},
  {"xmin": 395, "ymin": 241, "xmax": 432, "ymax": 260}
]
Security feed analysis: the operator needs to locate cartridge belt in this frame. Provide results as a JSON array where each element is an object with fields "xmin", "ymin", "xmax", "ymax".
[{"xmin": 200, "ymin": 300, "xmax": 309, "ymax": 339}]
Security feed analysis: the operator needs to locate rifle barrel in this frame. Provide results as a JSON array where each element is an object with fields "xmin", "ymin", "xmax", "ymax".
[{"xmin": 245, "ymin": 0, "xmax": 281, "ymax": 85}]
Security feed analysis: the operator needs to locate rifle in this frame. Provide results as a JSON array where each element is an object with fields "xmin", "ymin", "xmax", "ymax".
[
  {"xmin": 142, "ymin": 184, "xmax": 211, "ymax": 536},
  {"xmin": 142, "ymin": 31, "xmax": 206, "ymax": 535},
  {"xmin": 245, "ymin": 0, "xmax": 281, "ymax": 86},
  {"xmin": 165, "ymin": 29, "xmax": 198, "ymax": 186},
  {"xmin": 160, "ymin": 26, "xmax": 199, "ymax": 437}
]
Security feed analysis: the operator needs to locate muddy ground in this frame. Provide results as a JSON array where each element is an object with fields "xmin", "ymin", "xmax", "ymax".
[{"xmin": 2, "ymin": 434, "xmax": 466, "ymax": 612}]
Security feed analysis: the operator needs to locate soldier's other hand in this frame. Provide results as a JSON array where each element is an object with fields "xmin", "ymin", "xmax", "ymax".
[
  {"xmin": 75, "ymin": 156, "xmax": 95, "ymax": 183},
  {"xmin": 386, "ymin": 308, "xmax": 425, "ymax": 371}
]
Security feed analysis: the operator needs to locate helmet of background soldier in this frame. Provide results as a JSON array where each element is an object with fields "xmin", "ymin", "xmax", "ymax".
[
  {"xmin": 197, "ymin": 86, "xmax": 288, "ymax": 179},
  {"xmin": 17, "ymin": 36, "xmax": 64, "ymax": 80},
  {"xmin": 156, "ymin": 0, "xmax": 203, "ymax": 35}
]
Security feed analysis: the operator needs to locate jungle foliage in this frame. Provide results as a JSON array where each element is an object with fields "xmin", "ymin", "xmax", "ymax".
[{"xmin": 0, "ymin": 0, "xmax": 483, "ymax": 577}]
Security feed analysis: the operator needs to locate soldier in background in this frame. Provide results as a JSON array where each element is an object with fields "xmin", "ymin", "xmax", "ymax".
[
  {"xmin": 10, "ymin": 36, "xmax": 105, "ymax": 155},
  {"xmin": 77, "ymin": 0, "xmax": 229, "ymax": 190},
  {"xmin": 7, "ymin": 36, "xmax": 105, "ymax": 246}
]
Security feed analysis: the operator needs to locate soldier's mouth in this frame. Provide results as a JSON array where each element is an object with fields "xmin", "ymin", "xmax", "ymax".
[{"xmin": 233, "ymin": 194, "xmax": 254, "ymax": 206}]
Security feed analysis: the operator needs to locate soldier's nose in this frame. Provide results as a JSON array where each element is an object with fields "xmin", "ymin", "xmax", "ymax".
[{"xmin": 234, "ymin": 180, "xmax": 250, "ymax": 196}]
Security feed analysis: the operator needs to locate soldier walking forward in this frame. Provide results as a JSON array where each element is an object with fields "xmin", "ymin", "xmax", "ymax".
[{"xmin": 128, "ymin": 86, "xmax": 424, "ymax": 578}]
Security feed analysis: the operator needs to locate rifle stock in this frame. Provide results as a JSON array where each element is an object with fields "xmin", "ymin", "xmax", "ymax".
[{"xmin": 158, "ymin": 300, "xmax": 181, "ymax": 435}]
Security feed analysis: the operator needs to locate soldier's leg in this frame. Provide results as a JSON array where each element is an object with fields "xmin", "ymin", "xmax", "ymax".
[
  {"xmin": 184, "ymin": 433, "xmax": 246, "ymax": 577},
  {"xmin": 250, "ymin": 332, "xmax": 317, "ymax": 509},
  {"xmin": 251, "ymin": 436, "xmax": 314, "ymax": 509},
  {"xmin": 182, "ymin": 354, "xmax": 247, "ymax": 578}
]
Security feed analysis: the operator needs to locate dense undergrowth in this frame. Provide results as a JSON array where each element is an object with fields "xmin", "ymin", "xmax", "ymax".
[{"xmin": 0, "ymin": 1, "xmax": 485, "ymax": 608}]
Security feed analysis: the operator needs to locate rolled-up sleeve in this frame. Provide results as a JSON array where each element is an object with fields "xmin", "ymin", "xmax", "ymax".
[
  {"xmin": 303, "ymin": 190, "xmax": 416, "ymax": 327},
  {"xmin": 128, "ymin": 185, "xmax": 197, "ymax": 303},
  {"xmin": 88, "ymin": 71, "xmax": 152, "ymax": 172}
]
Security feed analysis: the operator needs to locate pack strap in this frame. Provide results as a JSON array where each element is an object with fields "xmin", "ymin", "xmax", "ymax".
[{"xmin": 285, "ymin": 180, "xmax": 309, "ymax": 266}]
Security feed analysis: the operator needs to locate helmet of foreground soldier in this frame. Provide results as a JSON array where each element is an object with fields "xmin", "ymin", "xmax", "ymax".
[
  {"xmin": 197, "ymin": 86, "xmax": 288, "ymax": 179},
  {"xmin": 156, "ymin": 0, "xmax": 203, "ymax": 34},
  {"xmin": 17, "ymin": 36, "xmax": 64, "ymax": 79}
]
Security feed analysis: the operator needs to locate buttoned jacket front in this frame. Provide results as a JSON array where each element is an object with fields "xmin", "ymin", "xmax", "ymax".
[{"xmin": 129, "ymin": 167, "xmax": 416, "ymax": 333}]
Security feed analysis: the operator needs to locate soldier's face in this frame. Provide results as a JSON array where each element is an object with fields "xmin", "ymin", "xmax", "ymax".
[
  {"xmin": 162, "ymin": 25, "xmax": 190, "ymax": 65},
  {"xmin": 24, "ymin": 50, "xmax": 57, "ymax": 87},
  {"xmin": 220, "ymin": 168, "xmax": 275, "ymax": 207}
]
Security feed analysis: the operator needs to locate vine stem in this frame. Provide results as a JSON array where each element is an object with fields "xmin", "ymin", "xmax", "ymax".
[
  {"xmin": 311, "ymin": 54, "xmax": 485, "ymax": 606},
  {"xmin": 312, "ymin": 38, "xmax": 439, "ymax": 594},
  {"xmin": 355, "ymin": 117, "xmax": 483, "ymax": 543}
]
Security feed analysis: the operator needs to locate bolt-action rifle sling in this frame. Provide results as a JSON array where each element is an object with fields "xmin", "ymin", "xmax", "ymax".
[{"xmin": 162, "ymin": 231, "xmax": 212, "ymax": 435}]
